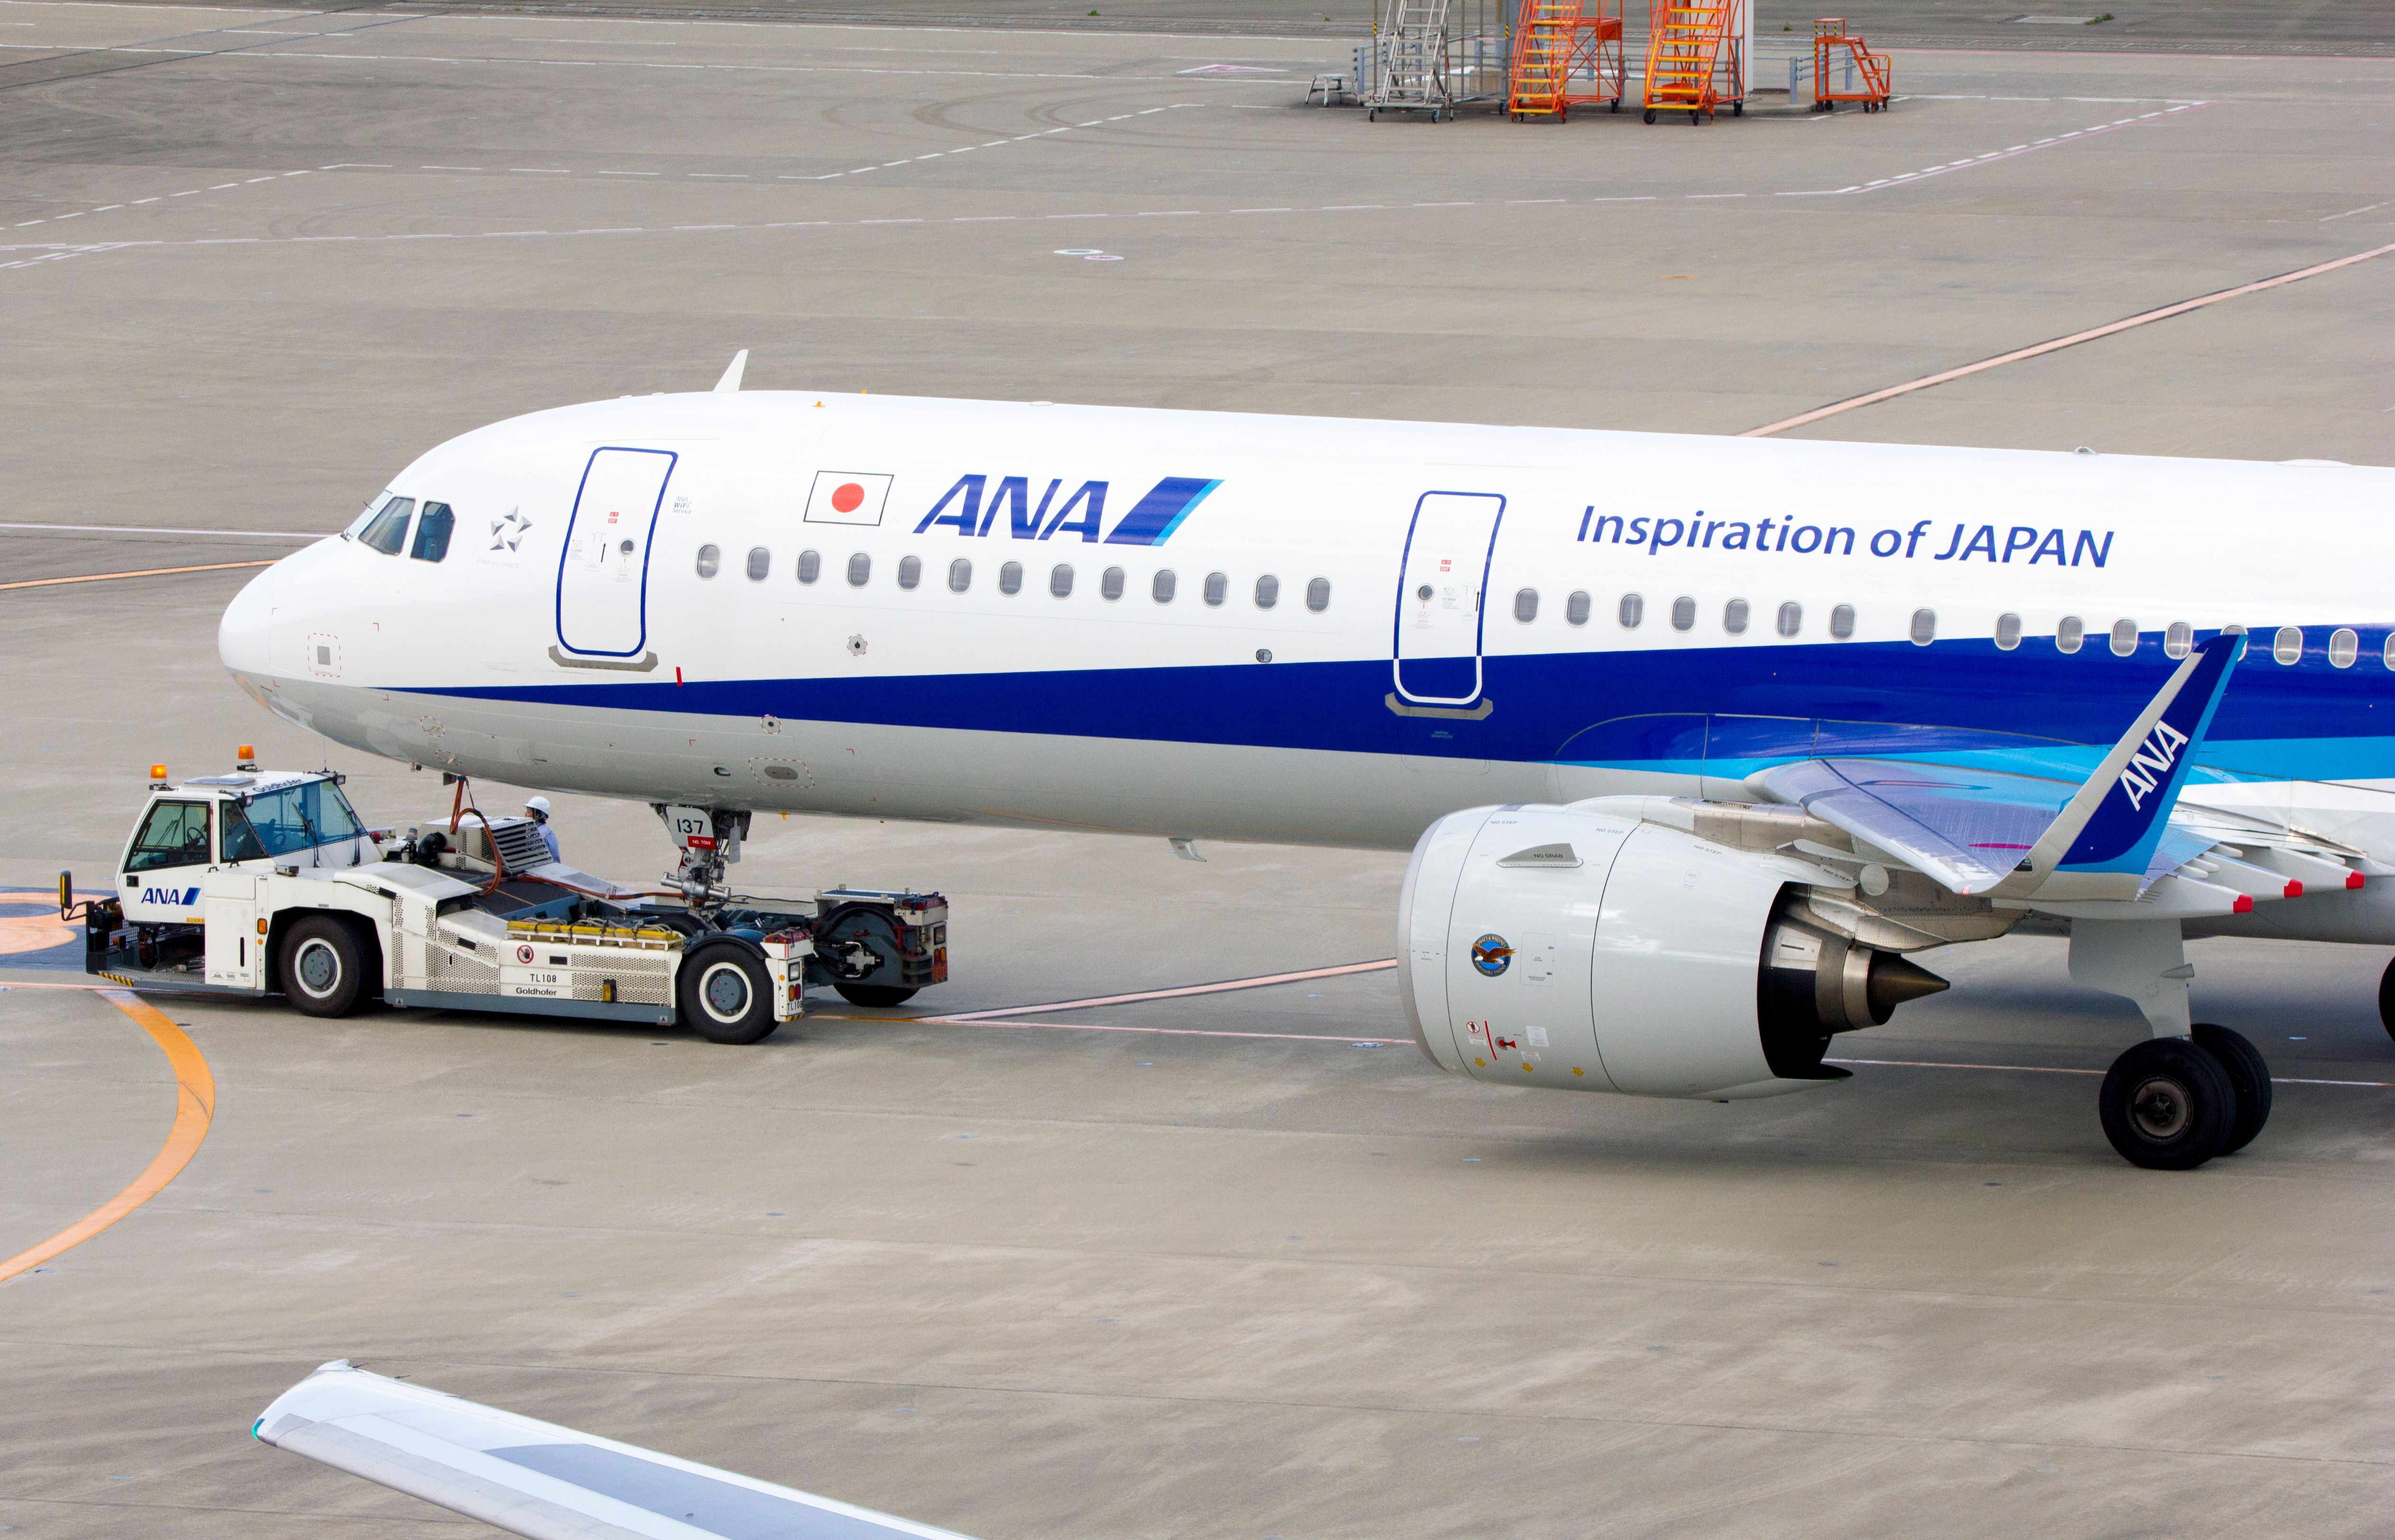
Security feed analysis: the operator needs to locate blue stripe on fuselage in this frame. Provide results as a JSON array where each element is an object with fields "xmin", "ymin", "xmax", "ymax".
[{"xmin": 402, "ymin": 631, "xmax": 2395, "ymax": 783}]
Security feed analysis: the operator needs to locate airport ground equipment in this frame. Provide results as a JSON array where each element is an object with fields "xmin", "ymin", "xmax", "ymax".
[
  {"xmin": 1641, "ymin": 0, "xmax": 1745, "ymax": 122},
  {"xmin": 70, "ymin": 759, "xmax": 947, "ymax": 1042},
  {"xmin": 1368, "ymin": 0, "xmax": 1455, "ymax": 120},
  {"xmin": 1507, "ymin": 0, "xmax": 1623, "ymax": 119},
  {"xmin": 1808, "ymin": 17, "xmax": 1890, "ymax": 111}
]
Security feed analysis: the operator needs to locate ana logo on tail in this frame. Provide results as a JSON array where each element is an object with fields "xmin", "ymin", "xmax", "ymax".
[{"xmin": 2117, "ymin": 720, "xmax": 2191, "ymax": 811}]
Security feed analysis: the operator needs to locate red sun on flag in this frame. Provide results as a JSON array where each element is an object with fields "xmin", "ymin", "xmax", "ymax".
[{"xmin": 805, "ymin": 470, "xmax": 893, "ymax": 527}]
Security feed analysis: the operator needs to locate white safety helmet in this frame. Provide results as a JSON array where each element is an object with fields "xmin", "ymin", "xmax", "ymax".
[{"xmin": 524, "ymin": 796, "xmax": 552, "ymax": 821}]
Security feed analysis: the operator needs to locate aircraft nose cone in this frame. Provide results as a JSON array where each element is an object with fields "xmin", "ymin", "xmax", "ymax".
[{"xmin": 219, "ymin": 562, "xmax": 278, "ymax": 682}]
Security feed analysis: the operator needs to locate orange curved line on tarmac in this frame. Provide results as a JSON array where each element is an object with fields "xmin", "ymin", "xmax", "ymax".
[
  {"xmin": 0, "ymin": 558, "xmax": 275, "ymax": 592},
  {"xmin": 0, "ymin": 989, "xmax": 215, "ymax": 1284}
]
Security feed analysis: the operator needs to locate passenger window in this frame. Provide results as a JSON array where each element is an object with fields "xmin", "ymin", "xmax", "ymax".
[
  {"xmin": 2056, "ymin": 615, "xmax": 2084, "ymax": 654},
  {"xmin": 2273, "ymin": 626, "xmax": 2302, "ymax": 665},
  {"xmin": 695, "ymin": 544, "xmax": 721, "ymax": 579},
  {"xmin": 409, "ymin": 502, "xmax": 454, "ymax": 563},
  {"xmin": 797, "ymin": 549, "xmax": 821, "ymax": 584},
  {"xmin": 1306, "ymin": 577, "xmax": 1331, "ymax": 613},
  {"xmin": 1514, "ymin": 588, "xmax": 1538, "ymax": 623},
  {"xmin": 1153, "ymin": 570, "xmax": 1177, "ymax": 603},
  {"xmin": 1254, "ymin": 575, "xmax": 1280, "ymax": 609},
  {"xmin": 1670, "ymin": 596, "xmax": 1696, "ymax": 632},
  {"xmin": 898, "ymin": 555, "xmax": 922, "ymax": 591},
  {"xmin": 1204, "ymin": 572, "xmax": 1228, "ymax": 607},
  {"xmin": 1618, "ymin": 593, "xmax": 1643, "ymax": 629},
  {"xmin": 2110, "ymin": 618, "xmax": 2139, "ymax": 656},
  {"xmin": 746, "ymin": 547, "xmax": 771, "ymax": 582},
  {"xmin": 1102, "ymin": 566, "xmax": 1125, "ymax": 602},
  {"xmin": 2331, "ymin": 628, "xmax": 2358, "ymax": 668},
  {"xmin": 847, "ymin": 553, "xmax": 871, "ymax": 587},
  {"xmin": 1995, "ymin": 612, "xmax": 2021, "ymax": 650},
  {"xmin": 949, "ymin": 558, "xmax": 972, "ymax": 594},
  {"xmin": 1910, "ymin": 608, "xmax": 1936, "ymax": 646},
  {"xmin": 1050, "ymin": 564, "xmax": 1074, "ymax": 598},
  {"xmin": 1829, "ymin": 603, "xmax": 1856, "ymax": 640},
  {"xmin": 358, "ymin": 496, "xmax": 413, "ymax": 556},
  {"xmin": 2165, "ymin": 621, "xmax": 2193, "ymax": 659},
  {"xmin": 125, "ymin": 800, "xmax": 212, "ymax": 873},
  {"xmin": 1000, "ymin": 561, "xmax": 1023, "ymax": 595},
  {"xmin": 1565, "ymin": 591, "xmax": 1590, "ymax": 626},
  {"xmin": 1777, "ymin": 602, "xmax": 1802, "ymax": 639},
  {"xmin": 1723, "ymin": 598, "xmax": 1748, "ymax": 635}
]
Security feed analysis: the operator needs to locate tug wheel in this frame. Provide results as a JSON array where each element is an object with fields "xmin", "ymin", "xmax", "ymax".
[
  {"xmin": 281, "ymin": 915, "xmax": 369, "ymax": 1018},
  {"xmin": 679, "ymin": 942, "xmax": 777, "ymax": 1045},
  {"xmin": 834, "ymin": 983, "xmax": 919, "ymax": 1010}
]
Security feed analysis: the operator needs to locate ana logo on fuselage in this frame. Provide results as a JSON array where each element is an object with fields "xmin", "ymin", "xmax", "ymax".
[{"xmin": 913, "ymin": 474, "xmax": 1221, "ymax": 546}]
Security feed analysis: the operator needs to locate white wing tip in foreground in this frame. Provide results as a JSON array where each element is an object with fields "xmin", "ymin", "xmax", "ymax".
[{"xmin": 255, "ymin": 1359, "xmax": 977, "ymax": 1540}]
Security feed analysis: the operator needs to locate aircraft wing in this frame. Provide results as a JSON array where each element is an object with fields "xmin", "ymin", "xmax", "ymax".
[
  {"xmin": 255, "ymin": 1360, "xmax": 977, "ymax": 1540},
  {"xmin": 1745, "ymin": 634, "xmax": 2368, "ymax": 913}
]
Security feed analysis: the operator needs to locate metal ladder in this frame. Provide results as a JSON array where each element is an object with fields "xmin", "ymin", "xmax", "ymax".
[
  {"xmin": 1641, "ymin": 0, "xmax": 1744, "ymax": 123},
  {"xmin": 1370, "ymin": 0, "xmax": 1455, "ymax": 120}
]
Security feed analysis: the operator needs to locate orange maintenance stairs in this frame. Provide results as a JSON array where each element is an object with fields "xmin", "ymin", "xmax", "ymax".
[
  {"xmin": 1810, "ymin": 17, "xmax": 1892, "ymax": 112},
  {"xmin": 1508, "ymin": 0, "xmax": 1625, "ymax": 120},
  {"xmin": 1640, "ymin": 0, "xmax": 1745, "ymax": 123}
]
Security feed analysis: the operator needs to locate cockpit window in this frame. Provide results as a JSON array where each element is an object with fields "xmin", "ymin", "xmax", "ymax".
[
  {"xmin": 358, "ymin": 496, "xmax": 414, "ymax": 555},
  {"xmin": 410, "ymin": 501, "xmax": 455, "ymax": 562},
  {"xmin": 224, "ymin": 779, "xmax": 367, "ymax": 860}
]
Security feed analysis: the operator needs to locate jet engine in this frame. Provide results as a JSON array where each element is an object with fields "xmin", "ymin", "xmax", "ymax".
[{"xmin": 1398, "ymin": 803, "xmax": 1948, "ymax": 1100}]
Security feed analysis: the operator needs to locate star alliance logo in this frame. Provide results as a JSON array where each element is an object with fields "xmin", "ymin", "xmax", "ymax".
[{"xmin": 489, "ymin": 508, "xmax": 532, "ymax": 552}]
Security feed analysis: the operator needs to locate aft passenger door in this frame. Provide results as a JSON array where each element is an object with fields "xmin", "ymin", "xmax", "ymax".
[
  {"xmin": 1392, "ymin": 491, "xmax": 1504, "ymax": 707},
  {"xmin": 556, "ymin": 447, "xmax": 677, "ymax": 660}
]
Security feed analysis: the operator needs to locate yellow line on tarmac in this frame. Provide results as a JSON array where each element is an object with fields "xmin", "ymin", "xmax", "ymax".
[
  {"xmin": 0, "ymin": 989, "xmax": 215, "ymax": 1284},
  {"xmin": 0, "ymin": 559, "xmax": 275, "ymax": 592}
]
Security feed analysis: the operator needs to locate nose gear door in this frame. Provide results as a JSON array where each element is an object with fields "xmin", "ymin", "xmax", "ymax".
[{"xmin": 557, "ymin": 447, "xmax": 677, "ymax": 659}]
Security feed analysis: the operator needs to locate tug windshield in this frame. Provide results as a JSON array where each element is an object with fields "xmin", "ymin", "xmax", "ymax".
[{"xmin": 223, "ymin": 779, "xmax": 368, "ymax": 861}]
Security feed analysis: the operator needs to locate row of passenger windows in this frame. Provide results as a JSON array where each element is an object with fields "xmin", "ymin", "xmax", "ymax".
[
  {"xmin": 349, "ymin": 494, "xmax": 454, "ymax": 563},
  {"xmin": 1560, "ymin": 592, "xmax": 2386, "ymax": 667},
  {"xmin": 696, "ymin": 544, "xmax": 1334, "ymax": 612}
]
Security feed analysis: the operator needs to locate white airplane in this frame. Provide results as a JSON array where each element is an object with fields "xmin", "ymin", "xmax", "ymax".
[
  {"xmin": 257, "ymin": 1360, "xmax": 976, "ymax": 1540},
  {"xmin": 214, "ymin": 365, "xmax": 2395, "ymax": 1167}
]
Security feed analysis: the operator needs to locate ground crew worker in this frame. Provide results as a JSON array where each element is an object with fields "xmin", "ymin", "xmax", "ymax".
[{"xmin": 524, "ymin": 796, "xmax": 560, "ymax": 863}]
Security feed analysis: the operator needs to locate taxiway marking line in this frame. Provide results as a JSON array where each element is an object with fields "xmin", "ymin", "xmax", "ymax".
[
  {"xmin": 921, "ymin": 1017, "xmax": 1408, "ymax": 1045},
  {"xmin": 927, "ymin": 957, "xmax": 1396, "ymax": 1021},
  {"xmin": 0, "ymin": 520, "xmax": 317, "ymax": 537},
  {"xmin": 1742, "ymin": 239, "xmax": 2395, "ymax": 437},
  {"xmin": 0, "ymin": 558, "xmax": 276, "ymax": 589},
  {"xmin": 0, "ymin": 990, "xmax": 214, "ymax": 1285},
  {"xmin": 1831, "ymin": 1056, "xmax": 2395, "ymax": 1088}
]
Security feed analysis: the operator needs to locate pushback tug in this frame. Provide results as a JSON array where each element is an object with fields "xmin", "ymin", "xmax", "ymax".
[{"xmin": 66, "ymin": 750, "xmax": 947, "ymax": 1042}]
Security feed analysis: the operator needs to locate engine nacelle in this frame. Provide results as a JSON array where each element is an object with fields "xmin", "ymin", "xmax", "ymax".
[{"xmin": 1398, "ymin": 803, "xmax": 1947, "ymax": 1100}]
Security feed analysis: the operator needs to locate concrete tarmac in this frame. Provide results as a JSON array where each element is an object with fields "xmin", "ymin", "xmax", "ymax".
[{"xmin": 5, "ymin": 9, "xmax": 2395, "ymax": 1538}]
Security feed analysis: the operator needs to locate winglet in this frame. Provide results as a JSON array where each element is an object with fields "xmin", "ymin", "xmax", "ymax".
[
  {"xmin": 1996, "ymin": 631, "xmax": 2246, "ymax": 898},
  {"xmin": 712, "ymin": 349, "xmax": 749, "ymax": 393}
]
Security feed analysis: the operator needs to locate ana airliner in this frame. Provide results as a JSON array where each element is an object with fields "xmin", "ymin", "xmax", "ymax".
[{"xmin": 215, "ymin": 362, "xmax": 2395, "ymax": 1168}]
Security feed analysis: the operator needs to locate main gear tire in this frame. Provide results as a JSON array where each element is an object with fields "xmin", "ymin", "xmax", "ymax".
[
  {"xmin": 2191, "ymin": 1022, "xmax": 2272, "ymax": 1155},
  {"xmin": 2378, "ymin": 956, "xmax": 2395, "ymax": 1043},
  {"xmin": 678, "ymin": 943, "xmax": 777, "ymax": 1045},
  {"xmin": 2099, "ymin": 1037, "xmax": 2235, "ymax": 1169},
  {"xmin": 281, "ymin": 915, "xmax": 369, "ymax": 1018}
]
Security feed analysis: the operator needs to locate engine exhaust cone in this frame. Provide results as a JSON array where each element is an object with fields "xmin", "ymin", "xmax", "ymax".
[{"xmin": 1866, "ymin": 953, "xmax": 1950, "ymax": 1020}]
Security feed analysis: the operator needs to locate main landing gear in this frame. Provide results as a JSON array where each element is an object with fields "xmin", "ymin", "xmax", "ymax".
[
  {"xmin": 2098, "ymin": 1024, "xmax": 2271, "ymax": 1170},
  {"xmin": 2071, "ymin": 918, "xmax": 2272, "ymax": 1169}
]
